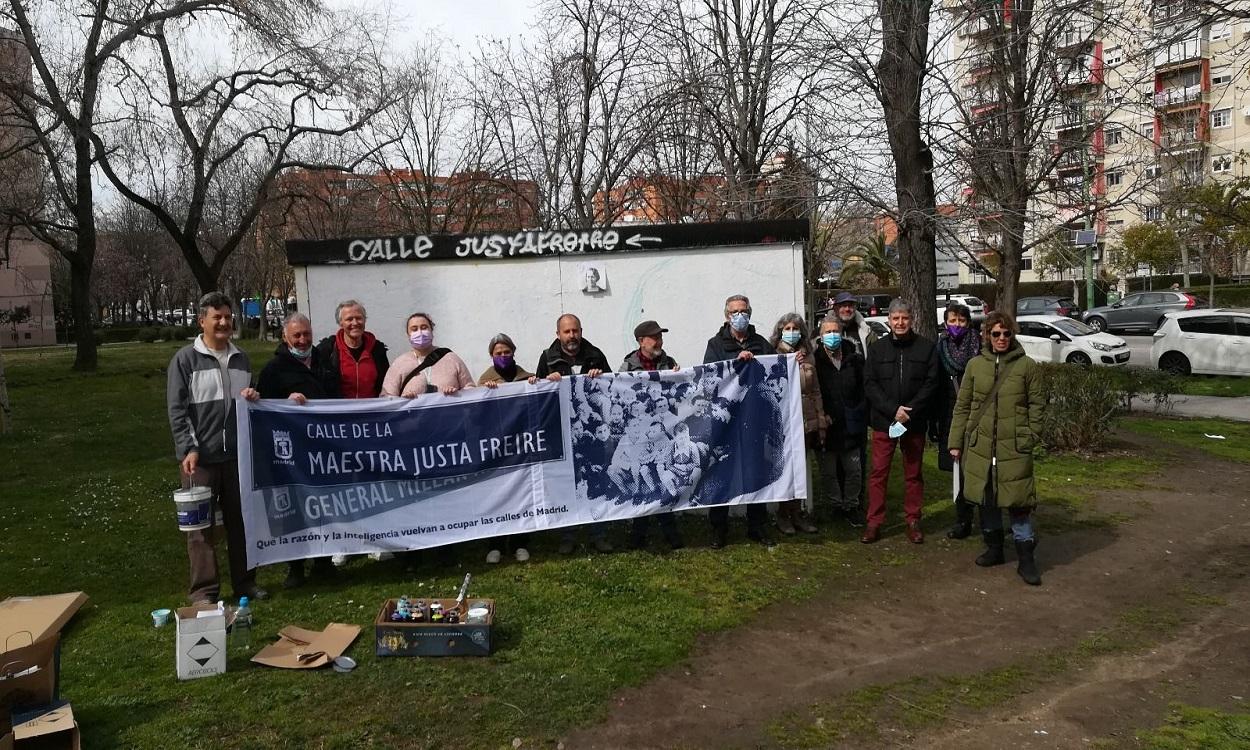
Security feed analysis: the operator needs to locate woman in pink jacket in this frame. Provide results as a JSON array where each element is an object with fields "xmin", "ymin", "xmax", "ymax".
[{"xmin": 381, "ymin": 312, "xmax": 475, "ymax": 397}]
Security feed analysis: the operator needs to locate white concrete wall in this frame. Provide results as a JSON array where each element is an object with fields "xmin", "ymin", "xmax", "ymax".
[{"xmin": 295, "ymin": 242, "xmax": 806, "ymax": 377}]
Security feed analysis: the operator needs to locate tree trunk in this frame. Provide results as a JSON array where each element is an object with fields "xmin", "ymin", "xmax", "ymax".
[
  {"xmin": 878, "ymin": 0, "xmax": 938, "ymax": 340},
  {"xmin": 69, "ymin": 252, "xmax": 97, "ymax": 371},
  {"xmin": 995, "ymin": 207, "xmax": 1027, "ymax": 313},
  {"xmin": 0, "ymin": 347, "xmax": 10, "ymax": 433}
]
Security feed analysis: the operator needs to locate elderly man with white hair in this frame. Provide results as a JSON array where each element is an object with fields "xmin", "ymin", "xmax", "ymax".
[{"xmin": 258, "ymin": 312, "xmax": 341, "ymax": 588}]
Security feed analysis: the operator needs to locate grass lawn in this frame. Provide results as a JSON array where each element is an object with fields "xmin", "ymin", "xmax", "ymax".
[
  {"xmin": 1175, "ymin": 375, "xmax": 1250, "ymax": 398},
  {"xmin": 0, "ymin": 342, "xmax": 1168, "ymax": 748},
  {"xmin": 1137, "ymin": 704, "xmax": 1250, "ymax": 749},
  {"xmin": 1119, "ymin": 416, "xmax": 1250, "ymax": 463}
]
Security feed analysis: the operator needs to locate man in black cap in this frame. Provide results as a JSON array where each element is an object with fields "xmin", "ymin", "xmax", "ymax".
[
  {"xmin": 621, "ymin": 320, "xmax": 684, "ymax": 550},
  {"xmin": 832, "ymin": 292, "xmax": 879, "ymax": 357}
]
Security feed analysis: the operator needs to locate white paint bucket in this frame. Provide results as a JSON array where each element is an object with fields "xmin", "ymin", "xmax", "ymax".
[{"xmin": 174, "ymin": 486, "xmax": 213, "ymax": 531}]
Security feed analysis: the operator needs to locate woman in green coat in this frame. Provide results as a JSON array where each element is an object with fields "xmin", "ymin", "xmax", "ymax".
[{"xmin": 948, "ymin": 311, "xmax": 1045, "ymax": 585}]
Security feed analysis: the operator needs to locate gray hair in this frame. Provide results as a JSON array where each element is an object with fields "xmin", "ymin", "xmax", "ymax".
[
  {"xmin": 723, "ymin": 294, "xmax": 751, "ymax": 316},
  {"xmin": 888, "ymin": 299, "xmax": 914, "ymax": 316},
  {"xmin": 335, "ymin": 300, "xmax": 366, "ymax": 324},
  {"xmin": 769, "ymin": 313, "xmax": 810, "ymax": 353},
  {"xmin": 283, "ymin": 312, "xmax": 311, "ymax": 331},
  {"xmin": 197, "ymin": 291, "xmax": 232, "ymax": 318},
  {"xmin": 819, "ymin": 316, "xmax": 842, "ymax": 332},
  {"xmin": 488, "ymin": 332, "xmax": 517, "ymax": 353}
]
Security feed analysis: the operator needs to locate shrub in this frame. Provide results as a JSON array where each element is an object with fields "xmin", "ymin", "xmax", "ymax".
[
  {"xmin": 1108, "ymin": 366, "xmax": 1181, "ymax": 413},
  {"xmin": 159, "ymin": 326, "xmax": 179, "ymax": 341},
  {"xmin": 1033, "ymin": 363, "xmax": 1180, "ymax": 452},
  {"xmin": 136, "ymin": 327, "xmax": 160, "ymax": 343}
]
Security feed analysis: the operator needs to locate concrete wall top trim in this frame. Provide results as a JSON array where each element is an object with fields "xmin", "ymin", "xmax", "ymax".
[{"xmin": 285, "ymin": 218, "xmax": 809, "ymax": 266}]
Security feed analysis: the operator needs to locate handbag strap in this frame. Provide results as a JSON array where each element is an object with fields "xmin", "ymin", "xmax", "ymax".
[{"xmin": 963, "ymin": 356, "xmax": 1014, "ymax": 449}]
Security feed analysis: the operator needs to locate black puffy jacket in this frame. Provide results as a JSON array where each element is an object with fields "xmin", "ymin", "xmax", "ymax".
[{"xmin": 863, "ymin": 332, "xmax": 941, "ymax": 433}]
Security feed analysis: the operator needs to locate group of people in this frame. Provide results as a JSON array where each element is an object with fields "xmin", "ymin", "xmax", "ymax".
[{"xmin": 166, "ymin": 289, "xmax": 1046, "ymax": 606}]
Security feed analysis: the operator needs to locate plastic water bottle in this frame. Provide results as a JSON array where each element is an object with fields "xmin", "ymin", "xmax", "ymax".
[{"xmin": 232, "ymin": 596, "xmax": 253, "ymax": 652}]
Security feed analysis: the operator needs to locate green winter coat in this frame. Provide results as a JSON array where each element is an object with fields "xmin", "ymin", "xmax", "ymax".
[{"xmin": 947, "ymin": 341, "xmax": 1045, "ymax": 508}]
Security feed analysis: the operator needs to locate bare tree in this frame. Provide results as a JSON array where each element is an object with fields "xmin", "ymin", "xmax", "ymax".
[{"xmin": 92, "ymin": 4, "xmax": 392, "ymax": 294}]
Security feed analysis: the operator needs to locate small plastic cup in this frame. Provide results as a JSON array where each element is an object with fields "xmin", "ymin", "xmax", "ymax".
[{"xmin": 151, "ymin": 608, "xmax": 172, "ymax": 628}]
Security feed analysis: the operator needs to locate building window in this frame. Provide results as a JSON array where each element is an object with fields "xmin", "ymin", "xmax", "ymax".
[
  {"xmin": 1212, "ymin": 108, "xmax": 1232, "ymax": 129},
  {"xmin": 1105, "ymin": 46, "xmax": 1123, "ymax": 66},
  {"xmin": 1021, "ymin": 256, "xmax": 1034, "ymax": 271},
  {"xmin": 1211, "ymin": 21, "xmax": 1231, "ymax": 40},
  {"xmin": 1105, "ymin": 169, "xmax": 1124, "ymax": 186},
  {"xmin": 1142, "ymin": 122, "xmax": 1155, "ymax": 140},
  {"xmin": 1106, "ymin": 127, "xmax": 1123, "ymax": 146},
  {"xmin": 1105, "ymin": 90, "xmax": 1125, "ymax": 106},
  {"xmin": 1108, "ymin": 219, "xmax": 1125, "ymax": 228},
  {"xmin": 1145, "ymin": 164, "xmax": 1162, "ymax": 178},
  {"xmin": 1145, "ymin": 205, "xmax": 1163, "ymax": 221},
  {"xmin": 1213, "ymin": 155, "xmax": 1233, "ymax": 173},
  {"xmin": 1212, "ymin": 67, "xmax": 1232, "ymax": 86}
]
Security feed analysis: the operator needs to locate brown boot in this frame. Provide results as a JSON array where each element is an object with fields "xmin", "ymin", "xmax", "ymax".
[
  {"xmin": 790, "ymin": 500, "xmax": 817, "ymax": 533},
  {"xmin": 775, "ymin": 503, "xmax": 797, "ymax": 535}
]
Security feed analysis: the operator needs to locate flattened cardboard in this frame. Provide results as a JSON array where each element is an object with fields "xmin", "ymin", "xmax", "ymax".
[
  {"xmin": 12, "ymin": 701, "xmax": 79, "ymax": 750},
  {"xmin": 1, "ymin": 730, "xmax": 13, "ymax": 750},
  {"xmin": 251, "ymin": 624, "xmax": 360, "ymax": 669},
  {"xmin": 175, "ymin": 605, "xmax": 226, "ymax": 680},
  {"xmin": 0, "ymin": 637, "xmax": 59, "ymax": 712},
  {"xmin": 0, "ymin": 595, "xmax": 89, "ymax": 652}
]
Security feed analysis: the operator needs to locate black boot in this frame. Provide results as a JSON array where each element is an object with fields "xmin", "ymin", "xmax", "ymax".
[
  {"xmin": 946, "ymin": 500, "xmax": 974, "ymax": 539},
  {"xmin": 975, "ymin": 530, "xmax": 1005, "ymax": 567},
  {"xmin": 1015, "ymin": 539, "xmax": 1041, "ymax": 585}
]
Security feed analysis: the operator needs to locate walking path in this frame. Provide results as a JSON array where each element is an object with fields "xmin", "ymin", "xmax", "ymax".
[{"xmin": 1132, "ymin": 393, "xmax": 1250, "ymax": 422}]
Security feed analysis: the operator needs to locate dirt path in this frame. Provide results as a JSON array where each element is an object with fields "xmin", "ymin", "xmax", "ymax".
[{"xmin": 562, "ymin": 435, "xmax": 1250, "ymax": 749}]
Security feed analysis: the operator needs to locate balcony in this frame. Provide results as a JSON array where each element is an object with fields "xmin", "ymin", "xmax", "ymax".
[
  {"xmin": 1057, "ymin": 24, "xmax": 1092, "ymax": 50},
  {"xmin": 1055, "ymin": 105, "xmax": 1102, "ymax": 131},
  {"xmin": 960, "ymin": 14, "xmax": 994, "ymax": 37},
  {"xmin": 1159, "ymin": 127, "xmax": 1203, "ymax": 148},
  {"xmin": 1154, "ymin": 83, "xmax": 1204, "ymax": 108},
  {"xmin": 1152, "ymin": 0, "xmax": 1200, "ymax": 26},
  {"xmin": 1154, "ymin": 38, "xmax": 1206, "ymax": 68},
  {"xmin": 1055, "ymin": 148, "xmax": 1091, "ymax": 170}
]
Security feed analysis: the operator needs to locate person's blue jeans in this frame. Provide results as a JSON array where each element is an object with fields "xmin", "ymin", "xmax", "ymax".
[{"xmin": 982, "ymin": 506, "xmax": 1034, "ymax": 541}]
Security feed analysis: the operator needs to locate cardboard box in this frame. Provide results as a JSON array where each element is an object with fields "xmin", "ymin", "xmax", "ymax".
[
  {"xmin": 12, "ymin": 701, "xmax": 79, "ymax": 750},
  {"xmin": 0, "ymin": 593, "xmax": 88, "ymax": 710},
  {"xmin": 251, "ymin": 624, "xmax": 360, "ymax": 669},
  {"xmin": 374, "ymin": 599, "xmax": 493, "ymax": 657},
  {"xmin": 175, "ymin": 605, "xmax": 226, "ymax": 680}
]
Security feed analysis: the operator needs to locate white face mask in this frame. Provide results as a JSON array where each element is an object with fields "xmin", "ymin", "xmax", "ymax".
[
  {"xmin": 730, "ymin": 312, "xmax": 750, "ymax": 332},
  {"xmin": 888, "ymin": 421, "xmax": 907, "ymax": 439}
]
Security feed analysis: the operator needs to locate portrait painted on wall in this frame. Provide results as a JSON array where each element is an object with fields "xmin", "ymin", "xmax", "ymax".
[{"xmin": 578, "ymin": 262, "xmax": 608, "ymax": 294}]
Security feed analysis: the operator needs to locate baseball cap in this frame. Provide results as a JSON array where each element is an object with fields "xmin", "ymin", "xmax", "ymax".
[
  {"xmin": 833, "ymin": 292, "xmax": 857, "ymax": 306},
  {"xmin": 633, "ymin": 320, "xmax": 668, "ymax": 339}
]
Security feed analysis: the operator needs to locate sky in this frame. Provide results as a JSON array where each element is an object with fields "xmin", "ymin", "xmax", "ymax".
[{"xmin": 388, "ymin": 0, "xmax": 537, "ymax": 50}]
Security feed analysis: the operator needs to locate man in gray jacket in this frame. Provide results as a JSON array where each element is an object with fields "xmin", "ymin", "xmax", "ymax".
[{"xmin": 167, "ymin": 292, "xmax": 263, "ymax": 604}]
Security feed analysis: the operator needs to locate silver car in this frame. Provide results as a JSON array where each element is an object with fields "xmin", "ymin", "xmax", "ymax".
[{"xmin": 1083, "ymin": 290, "xmax": 1202, "ymax": 333}]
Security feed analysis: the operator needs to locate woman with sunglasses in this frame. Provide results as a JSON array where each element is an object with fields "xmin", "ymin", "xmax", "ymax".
[{"xmin": 947, "ymin": 311, "xmax": 1045, "ymax": 585}]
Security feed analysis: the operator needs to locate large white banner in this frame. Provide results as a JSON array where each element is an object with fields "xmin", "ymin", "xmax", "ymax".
[{"xmin": 238, "ymin": 355, "xmax": 806, "ymax": 567}]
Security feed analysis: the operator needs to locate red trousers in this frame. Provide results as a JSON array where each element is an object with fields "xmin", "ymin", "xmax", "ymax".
[{"xmin": 867, "ymin": 429, "xmax": 926, "ymax": 529}]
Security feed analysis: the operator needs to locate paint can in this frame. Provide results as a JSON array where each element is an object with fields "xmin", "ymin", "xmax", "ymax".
[{"xmin": 173, "ymin": 486, "xmax": 213, "ymax": 531}]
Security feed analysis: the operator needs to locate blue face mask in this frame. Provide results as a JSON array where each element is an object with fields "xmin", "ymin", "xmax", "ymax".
[
  {"xmin": 821, "ymin": 333, "xmax": 842, "ymax": 350},
  {"xmin": 730, "ymin": 312, "xmax": 750, "ymax": 332},
  {"xmin": 288, "ymin": 345, "xmax": 311, "ymax": 360},
  {"xmin": 780, "ymin": 330, "xmax": 802, "ymax": 346}
]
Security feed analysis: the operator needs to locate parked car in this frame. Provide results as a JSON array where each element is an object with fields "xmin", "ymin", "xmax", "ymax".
[
  {"xmin": 936, "ymin": 294, "xmax": 986, "ymax": 323},
  {"xmin": 1083, "ymin": 290, "xmax": 1203, "ymax": 333},
  {"xmin": 1151, "ymin": 308, "xmax": 1250, "ymax": 376},
  {"xmin": 1017, "ymin": 315, "xmax": 1131, "ymax": 366},
  {"xmin": 863, "ymin": 315, "xmax": 890, "ymax": 338},
  {"xmin": 1017, "ymin": 295, "xmax": 1081, "ymax": 319},
  {"xmin": 857, "ymin": 294, "xmax": 894, "ymax": 318}
]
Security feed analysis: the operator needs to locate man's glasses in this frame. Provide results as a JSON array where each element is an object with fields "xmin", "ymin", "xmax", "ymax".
[{"xmin": 989, "ymin": 330, "xmax": 1014, "ymax": 339}]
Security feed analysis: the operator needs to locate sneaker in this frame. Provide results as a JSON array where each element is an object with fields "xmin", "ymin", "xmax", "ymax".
[
  {"xmin": 331, "ymin": 554, "xmax": 348, "ymax": 567},
  {"xmin": 369, "ymin": 551, "xmax": 394, "ymax": 562},
  {"xmin": 514, "ymin": 548, "xmax": 530, "ymax": 562},
  {"xmin": 485, "ymin": 549, "xmax": 502, "ymax": 564},
  {"xmin": 593, "ymin": 538, "xmax": 614, "ymax": 553},
  {"xmin": 237, "ymin": 586, "xmax": 269, "ymax": 601}
]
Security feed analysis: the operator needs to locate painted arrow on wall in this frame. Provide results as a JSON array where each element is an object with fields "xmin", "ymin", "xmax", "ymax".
[{"xmin": 625, "ymin": 234, "xmax": 662, "ymax": 248}]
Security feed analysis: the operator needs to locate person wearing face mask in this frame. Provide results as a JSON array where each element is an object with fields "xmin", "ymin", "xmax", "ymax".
[
  {"xmin": 621, "ymin": 320, "xmax": 685, "ymax": 551},
  {"xmin": 948, "ymin": 311, "xmax": 1045, "ymax": 586},
  {"xmin": 530, "ymin": 313, "xmax": 615, "ymax": 555},
  {"xmin": 931, "ymin": 303, "xmax": 981, "ymax": 540},
  {"xmin": 768, "ymin": 313, "xmax": 826, "ymax": 535},
  {"xmin": 257, "ymin": 312, "xmax": 340, "ymax": 589},
  {"xmin": 703, "ymin": 293, "xmax": 776, "ymax": 548},
  {"xmin": 812, "ymin": 317, "xmax": 868, "ymax": 526},
  {"xmin": 381, "ymin": 312, "xmax": 475, "ymax": 398},
  {"xmin": 478, "ymin": 333, "xmax": 534, "ymax": 564}
]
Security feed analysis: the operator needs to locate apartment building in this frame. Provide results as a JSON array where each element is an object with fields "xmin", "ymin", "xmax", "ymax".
[{"xmin": 948, "ymin": 0, "xmax": 1250, "ymax": 287}]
